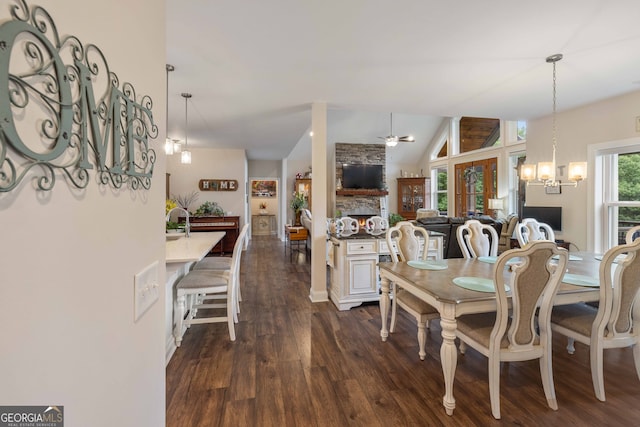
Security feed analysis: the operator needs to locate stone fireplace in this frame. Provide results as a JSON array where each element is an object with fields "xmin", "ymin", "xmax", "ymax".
[{"xmin": 335, "ymin": 143, "xmax": 387, "ymax": 220}]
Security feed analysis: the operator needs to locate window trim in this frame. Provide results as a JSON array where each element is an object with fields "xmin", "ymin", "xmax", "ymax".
[
  {"xmin": 588, "ymin": 137, "xmax": 640, "ymax": 252},
  {"xmin": 431, "ymin": 165, "xmax": 448, "ymax": 215}
]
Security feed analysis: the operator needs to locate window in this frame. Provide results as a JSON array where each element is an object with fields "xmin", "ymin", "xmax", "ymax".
[
  {"xmin": 431, "ymin": 129, "xmax": 449, "ymax": 160},
  {"xmin": 506, "ymin": 120, "xmax": 527, "ymax": 144},
  {"xmin": 602, "ymin": 151, "xmax": 640, "ymax": 249},
  {"xmin": 517, "ymin": 121, "xmax": 527, "ymax": 142},
  {"xmin": 433, "ymin": 166, "xmax": 448, "ymax": 215},
  {"xmin": 459, "ymin": 117, "xmax": 501, "ymax": 154}
]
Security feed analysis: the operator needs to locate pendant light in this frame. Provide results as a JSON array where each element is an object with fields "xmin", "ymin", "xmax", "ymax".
[
  {"xmin": 521, "ymin": 54, "xmax": 587, "ymax": 188},
  {"xmin": 181, "ymin": 93, "xmax": 192, "ymax": 164},
  {"xmin": 164, "ymin": 64, "xmax": 175, "ymax": 155}
]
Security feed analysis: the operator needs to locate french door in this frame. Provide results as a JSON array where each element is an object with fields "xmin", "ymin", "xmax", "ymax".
[{"xmin": 454, "ymin": 158, "xmax": 497, "ymax": 217}]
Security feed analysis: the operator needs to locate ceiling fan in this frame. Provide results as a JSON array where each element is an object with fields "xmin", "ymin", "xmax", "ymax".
[{"xmin": 378, "ymin": 113, "xmax": 415, "ymax": 147}]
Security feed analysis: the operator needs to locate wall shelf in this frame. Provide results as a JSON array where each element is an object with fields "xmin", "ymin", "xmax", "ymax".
[{"xmin": 336, "ymin": 189, "xmax": 389, "ymax": 196}]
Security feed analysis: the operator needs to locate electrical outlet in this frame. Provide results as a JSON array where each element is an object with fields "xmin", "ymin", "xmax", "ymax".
[{"xmin": 134, "ymin": 261, "xmax": 159, "ymax": 321}]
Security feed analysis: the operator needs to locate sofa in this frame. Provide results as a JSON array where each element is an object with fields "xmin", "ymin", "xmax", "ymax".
[
  {"xmin": 498, "ymin": 214, "xmax": 519, "ymax": 253},
  {"xmin": 415, "ymin": 215, "xmax": 507, "ymax": 258},
  {"xmin": 299, "ymin": 208, "xmax": 312, "ymax": 248}
]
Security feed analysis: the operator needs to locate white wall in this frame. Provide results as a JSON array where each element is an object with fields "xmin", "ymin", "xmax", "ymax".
[
  {"xmin": 0, "ymin": 1, "xmax": 166, "ymax": 426},
  {"xmin": 525, "ymin": 89, "xmax": 640, "ymax": 251},
  {"xmin": 167, "ymin": 147, "xmax": 248, "ymax": 224},
  {"xmin": 286, "ymin": 133, "xmax": 313, "ymax": 224},
  {"xmin": 248, "ymin": 159, "xmax": 281, "ymax": 178}
]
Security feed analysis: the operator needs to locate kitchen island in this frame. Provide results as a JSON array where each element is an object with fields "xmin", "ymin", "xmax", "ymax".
[
  {"xmin": 327, "ymin": 230, "xmax": 444, "ymax": 310},
  {"xmin": 165, "ymin": 231, "xmax": 225, "ymax": 363}
]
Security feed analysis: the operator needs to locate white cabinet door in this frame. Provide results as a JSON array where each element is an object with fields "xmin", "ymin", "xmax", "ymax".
[{"xmin": 347, "ymin": 256, "xmax": 378, "ymax": 295}]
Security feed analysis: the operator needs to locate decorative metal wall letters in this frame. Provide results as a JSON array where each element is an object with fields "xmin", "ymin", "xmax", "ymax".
[{"xmin": 0, "ymin": 0, "xmax": 157, "ymax": 192}]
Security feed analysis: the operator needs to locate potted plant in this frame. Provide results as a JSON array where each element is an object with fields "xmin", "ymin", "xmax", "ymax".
[
  {"xmin": 259, "ymin": 201, "xmax": 268, "ymax": 215},
  {"xmin": 195, "ymin": 201, "xmax": 224, "ymax": 216},
  {"xmin": 166, "ymin": 221, "xmax": 185, "ymax": 233},
  {"xmin": 389, "ymin": 213, "xmax": 405, "ymax": 227},
  {"xmin": 290, "ymin": 191, "xmax": 307, "ymax": 225}
]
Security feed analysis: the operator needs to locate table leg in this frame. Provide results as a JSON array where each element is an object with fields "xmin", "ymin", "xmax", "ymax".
[
  {"xmin": 379, "ymin": 276, "xmax": 390, "ymax": 341},
  {"xmin": 439, "ymin": 304, "xmax": 457, "ymax": 415}
]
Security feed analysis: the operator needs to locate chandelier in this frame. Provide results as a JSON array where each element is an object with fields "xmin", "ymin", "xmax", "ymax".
[
  {"xmin": 181, "ymin": 93, "xmax": 192, "ymax": 164},
  {"xmin": 521, "ymin": 54, "xmax": 587, "ymax": 187}
]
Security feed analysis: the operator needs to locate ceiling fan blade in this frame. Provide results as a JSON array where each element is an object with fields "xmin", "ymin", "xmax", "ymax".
[{"xmin": 399, "ymin": 136, "xmax": 415, "ymax": 142}]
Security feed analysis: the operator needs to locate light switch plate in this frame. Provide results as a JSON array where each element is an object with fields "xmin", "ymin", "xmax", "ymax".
[
  {"xmin": 134, "ymin": 261, "xmax": 159, "ymax": 321},
  {"xmin": 636, "ymin": 116, "xmax": 640, "ymax": 132}
]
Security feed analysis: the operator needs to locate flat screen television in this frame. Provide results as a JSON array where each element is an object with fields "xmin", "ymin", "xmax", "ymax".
[
  {"xmin": 522, "ymin": 206, "xmax": 562, "ymax": 231},
  {"xmin": 341, "ymin": 164, "xmax": 384, "ymax": 190}
]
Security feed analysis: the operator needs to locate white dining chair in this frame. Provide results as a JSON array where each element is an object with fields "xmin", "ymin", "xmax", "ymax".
[
  {"xmin": 456, "ymin": 219, "xmax": 498, "ymax": 259},
  {"xmin": 385, "ymin": 221, "xmax": 439, "ymax": 361},
  {"xmin": 456, "ymin": 240, "xmax": 568, "ymax": 419},
  {"xmin": 338, "ymin": 216, "xmax": 359, "ymax": 234},
  {"xmin": 625, "ymin": 225, "xmax": 640, "ymax": 243},
  {"xmin": 173, "ymin": 222, "xmax": 247, "ymax": 345},
  {"xmin": 515, "ymin": 218, "xmax": 555, "ymax": 247},
  {"xmin": 551, "ymin": 237, "xmax": 640, "ymax": 401},
  {"xmin": 365, "ymin": 215, "xmax": 388, "ymax": 235}
]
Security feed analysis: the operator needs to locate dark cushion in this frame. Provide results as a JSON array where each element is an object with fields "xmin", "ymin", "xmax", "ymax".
[{"xmin": 417, "ymin": 216, "xmax": 449, "ymax": 225}]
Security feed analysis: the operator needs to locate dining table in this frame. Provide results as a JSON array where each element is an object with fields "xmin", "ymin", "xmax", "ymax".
[{"xmin": 378, "ymin": 251, "xmax": 603, "ymax": 416}]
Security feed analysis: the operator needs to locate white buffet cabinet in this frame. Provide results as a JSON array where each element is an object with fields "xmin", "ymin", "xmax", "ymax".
[{"xmin": 327, "ymin": 232, "xmax": 443, "ymax": 311}]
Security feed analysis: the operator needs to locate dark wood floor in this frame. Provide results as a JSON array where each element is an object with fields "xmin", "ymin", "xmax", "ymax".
[{"xmin": 166, "ymin": 235, "xmax": 640, "ymax": 426}]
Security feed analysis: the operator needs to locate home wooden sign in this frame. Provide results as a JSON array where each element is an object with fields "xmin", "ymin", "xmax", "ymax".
[{"xmin": 199, "ymin": 179, "xmax": 238, "ymax": 192}]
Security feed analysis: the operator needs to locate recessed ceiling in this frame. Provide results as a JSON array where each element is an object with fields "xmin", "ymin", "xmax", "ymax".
[{"xmin": 167, "ymin": 0, "xmax": 640, "ymax": 161}]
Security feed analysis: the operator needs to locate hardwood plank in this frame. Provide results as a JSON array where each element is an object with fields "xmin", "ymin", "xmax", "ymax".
[{"xmin": 166, "ymin": 235, "xmax": 640, "ymax": 426}]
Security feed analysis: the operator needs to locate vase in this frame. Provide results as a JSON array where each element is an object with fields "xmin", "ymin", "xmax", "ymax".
[{"xmin": 295, "ymin": 210, "xmax": 301, "ymax": 226}]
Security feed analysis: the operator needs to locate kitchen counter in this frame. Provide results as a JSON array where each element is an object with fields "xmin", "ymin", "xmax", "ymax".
[{"xmin": 165, "ymin": 231, "xmax": 226, "ymax": 263}]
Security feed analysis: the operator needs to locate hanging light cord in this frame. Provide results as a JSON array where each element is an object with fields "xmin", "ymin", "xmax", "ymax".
[
  {"xmin": 545, "ymin": 53, "xmax": 563, "ymax": 176},
  {"xmin": 166, "ymin": 65, "xmax": 174, "ymax": 136},
  {"xmin": 182, "ymin": 93, "xmax": 192, "ymax": 147},
  {"xmin": 551, "ymin": 57, "xmax": 557, "ymax": 168}
]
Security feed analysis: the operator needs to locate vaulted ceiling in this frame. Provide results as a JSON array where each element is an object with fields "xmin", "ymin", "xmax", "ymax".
[{"xmin": 166, "ymin": 1, "xmax": 640, "ymax": 162}]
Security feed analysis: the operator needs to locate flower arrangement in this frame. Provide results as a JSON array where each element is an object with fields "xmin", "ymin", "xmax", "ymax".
[
  {"xmin": 166, "ymin": 199, "xmax": 178, "ymax": 215},
  {"xmin": 259, "ymin": 202, "xmax": 267, "ymax": 209},
  {"xmin": 172, "ymin": 191, "xmax": 199, "ymax": 211},
  {"xmin": 290, "ymin": 191, "xmax": 306, "ymax": 212}
]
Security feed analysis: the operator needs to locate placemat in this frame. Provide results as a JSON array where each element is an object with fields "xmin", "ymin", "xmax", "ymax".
[
  {"xmin": 552, "ymin": 254, "xmax": 583, "ymax": 261},
  {"xmin": 453, "ymin": 276, "xmax": 510, "ymax": 293},
  {"xmin": 594, "ymin": 254, "xmax": 627, "ymax": 263},
  {"xmin": 562, "ymin": 273, "xmax": 599, "ymax": 287},
  {"xmin": 407, "ymin": 260, "xmax": 448, "ymax": 270}
]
